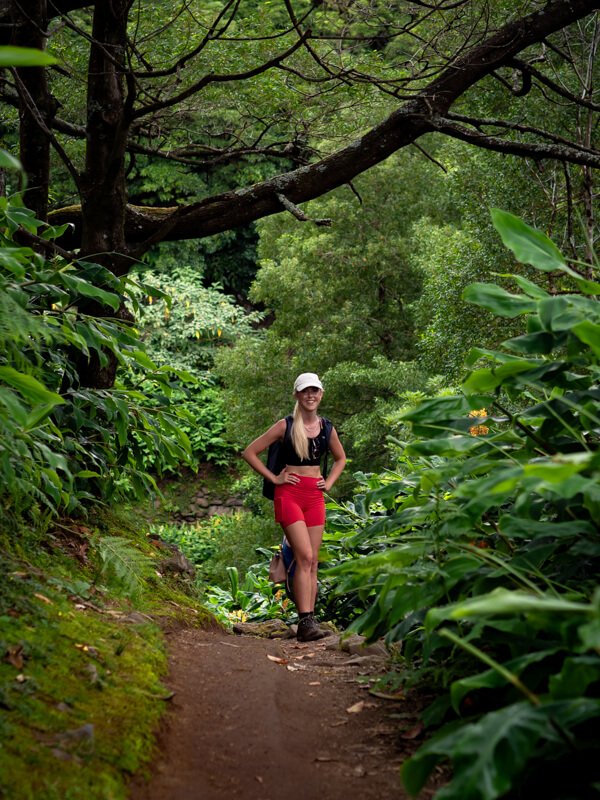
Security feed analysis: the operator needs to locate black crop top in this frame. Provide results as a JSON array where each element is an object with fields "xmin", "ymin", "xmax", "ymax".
[{"xmin": 280, "ymin": 417, "xmax": 329, "ymax": 467}]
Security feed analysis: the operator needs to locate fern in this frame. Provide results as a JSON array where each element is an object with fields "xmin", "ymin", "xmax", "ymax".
[{"xmin": 96, "ymin": 536, "xmax": 155, "ymax": 600}]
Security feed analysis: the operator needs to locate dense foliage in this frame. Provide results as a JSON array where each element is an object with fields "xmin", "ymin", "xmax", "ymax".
[
  {"xmin": 125, "ymin": 264, "xmax": 264, "ymax": 470},
  {"xmin": 0, "ymin": 165, "xmax": 197, "ymax": 519},
  {"xmin": 319, "ymin": 211, "xmax": 600, "ymax": 800}
]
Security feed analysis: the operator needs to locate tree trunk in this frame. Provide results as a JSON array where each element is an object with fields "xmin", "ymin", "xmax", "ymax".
[
  {"xmin": 12, "ymin": 0, "xmax": 55, "ymax": 221},
  {"xmin": 75, "ymin": 0, "xmax": 134, "ymax": 388},
  {"xmin": 79, "ymin": 0, "xmax": 132, "ymax": 270}
]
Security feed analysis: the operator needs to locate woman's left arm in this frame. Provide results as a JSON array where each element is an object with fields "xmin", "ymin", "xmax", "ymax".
[{"xmin": 321, "ymin": 428, "xmax": 346, "ymax": 492}]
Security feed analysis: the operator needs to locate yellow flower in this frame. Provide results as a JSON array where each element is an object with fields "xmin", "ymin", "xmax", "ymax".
[
  {"xmin": 468, "ymin": 408, "xmax": 487, "ymax": 418},
  {"xmin": 468, "ymin": 408, "xmax": 489, "ymax": 436}
]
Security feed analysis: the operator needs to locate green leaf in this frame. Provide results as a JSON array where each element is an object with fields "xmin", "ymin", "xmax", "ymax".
[
  {"xmin": 24, "ymin": 403, "xmax": 60, "ymax": 430},
  {"xmin": 501, "ymin": 273, "xmax": 550, "ymax": 299},
  {"xmin": 490, "ymin": 209, "xmax": 567, "ymax": 272},
  {"xmin": 425, "ymin": 589, "xmax": 592, "ymax": 631},
  {"xmin": 0, "ymin": 386, "xmax": 28, "ymax": 426},
  {"xmin": 131, "ymin": 350, "xmax": 158, "ymax": 370},
  {"xmin": 502, "ymin": 331, "xmax": 555, "ymax": 355},
  {"xmin": 462, "ymin": 359, "xmax": 540, "ymax": 393},
  {"xmin": 401, "ymin": 395, "xmax": 489, "ymax": 424},
  {"xmin": 0, "ymin": 367, "xmax": 66, "ymax": 407},
  {"xmin": 463, "ymin": 283, "xmax": 537, "ymax": 318},
  {"xmin": 61, "ymin": 274, "xmax": 121, "ymax": 311},
  {"xmin": 538, "ymin": 297, "xmax": 589, "ymax": 332},
  {"xmin": 549, "ymin": 656, "xmax": 600, "ymax": 700},
  {"xmin": 0, "ymin": 46, "xmax": 57, "ymax": 67},
  {"xmin": 451, "ymin": 650, "xmax": 556, "ymax": 712},
  {"xmin": 406, "ymin": 435, "xmax": 486, "ymax": 456},
  {"xmin": 499, "ymin": 516, "xmax": 595, "ymax": 541},
  {"xmin": 0, "ymin": 150, "xmax": 22, "ymax": 171},
  {"xmin": 402, "ymin": 701, "xmax": 548, "ymax": 800},
  {"xmin": 571, "ymin": 320, "xmax": 600, "ymax": 357}
]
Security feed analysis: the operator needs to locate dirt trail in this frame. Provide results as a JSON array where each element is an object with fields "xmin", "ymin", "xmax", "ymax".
[{"xmin": 129, "ymin": 626, "xmax": 426, "ymax": 800}]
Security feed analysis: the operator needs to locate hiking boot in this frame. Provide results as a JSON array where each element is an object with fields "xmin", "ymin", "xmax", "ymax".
[{"xmin": 297, "ymin": 615, "xmax": 328, "ymax": 642}]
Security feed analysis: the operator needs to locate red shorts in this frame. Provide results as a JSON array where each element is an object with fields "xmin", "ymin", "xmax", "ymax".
[{"xmin": 274, "ymin": 475, "xmax": 326, "ymax": 528}]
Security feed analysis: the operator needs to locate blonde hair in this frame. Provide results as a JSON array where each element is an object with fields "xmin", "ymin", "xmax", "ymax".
[{"xmin": 291, "ymin": 402, "xmax": 309, "ymax": 461}]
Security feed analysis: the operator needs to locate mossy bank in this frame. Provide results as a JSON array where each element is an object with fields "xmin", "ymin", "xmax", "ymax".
[{"xmin": 0, "ymin": 508, "xmax": 215, "ymax": 800}]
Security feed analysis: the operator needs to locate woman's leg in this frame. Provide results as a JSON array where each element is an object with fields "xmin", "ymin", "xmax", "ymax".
[
  {"xmin": 307, "ymin": 524, "xmax": 325, "ymax": 608},
  {"xmin": 282, "ymin": 520, "xmax": 314, "ymax": 613}
]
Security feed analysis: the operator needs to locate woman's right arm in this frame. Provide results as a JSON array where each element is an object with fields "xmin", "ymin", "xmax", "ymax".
[{"xmin": 241, "ymin": 419, "xmax": 287, "ymax": 484}]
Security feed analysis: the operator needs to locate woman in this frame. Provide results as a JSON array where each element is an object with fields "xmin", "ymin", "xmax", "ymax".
[{"xmin": 242, "ymin": 372, "xmax": 346, "ymax": 642}]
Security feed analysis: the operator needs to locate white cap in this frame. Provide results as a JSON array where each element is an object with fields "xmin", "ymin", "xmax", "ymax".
[{"xmin": 293, "ymin": 372, "xmax": 323, "ymax": 393}]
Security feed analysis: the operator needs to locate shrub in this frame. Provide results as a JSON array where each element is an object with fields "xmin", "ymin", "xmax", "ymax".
[
  {"xmin": 0, "ymin": 166, "xmax": 194, "ymax": 520},
  {"xmin": 322, "ymin": 210, "xmax": 600, "ymax": 800}
]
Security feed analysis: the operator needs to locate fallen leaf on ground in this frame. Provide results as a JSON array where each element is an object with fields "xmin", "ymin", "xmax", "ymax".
[
  {"xmin": 266, "ymin": 654, "xmax": 288, "ymax": 664},
  {"xmin": 346, "ymin": 700, "xmax": 365, "ymax": 714},
  {"xmin": 370, "ymin": 690, "xmax": 405, "ymax": 701},
  {"xmin": 5, "ymin": 645, "xmax": 24, "ymax": 669},
  {"xmin": 34, "ymin": 593, "xmax": 53, "ymax": 605},
  {"xmin": 400, "ymin": 722, "xmax": 424, "ymax": 739}
]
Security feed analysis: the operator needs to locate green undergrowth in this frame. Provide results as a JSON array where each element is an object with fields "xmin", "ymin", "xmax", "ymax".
[
  {"xmin": 0, "ymin": 508, "xmax": 216, "ymax": 800},
  {"xmin": 153, "ymin": 511, "xmax": 280, "ymax": 587}
]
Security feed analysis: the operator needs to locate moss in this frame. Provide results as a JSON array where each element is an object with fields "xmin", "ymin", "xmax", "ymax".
[{"xmin": 0, "ymin": 507, "xmax": 217, "ymax": 799}]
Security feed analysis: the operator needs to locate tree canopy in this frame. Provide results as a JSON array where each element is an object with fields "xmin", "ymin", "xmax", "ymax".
[{"xmin": 3, "ymin": 0, "xmax": 599, "ymax": 267}]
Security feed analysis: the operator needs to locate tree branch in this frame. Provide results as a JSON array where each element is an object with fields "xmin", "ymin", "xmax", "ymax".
[
  {"xmin": 131, "ymin": 30, "xmax": 311, "ymax": 120},
  {"xmin": 276, "ymin": 193, "xmax": 331, "ymax": 226},
  {"xmin": 47, "ymin": 0, "xmax": 600, "ymax": 253},
  {"xmin": 430, "ymin": 114, "xmax": 600, "ymax": 167}
]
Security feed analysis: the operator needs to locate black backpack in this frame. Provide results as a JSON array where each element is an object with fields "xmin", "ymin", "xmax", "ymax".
[{"xmin": 262, "ymin": 415, "xmax": 334, "ymax": 500}]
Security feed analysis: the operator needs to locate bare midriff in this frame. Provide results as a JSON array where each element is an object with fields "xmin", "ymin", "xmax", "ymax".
[{"xmin": 283, "ymin": 465, "xmax": 322, "ymax": 477}]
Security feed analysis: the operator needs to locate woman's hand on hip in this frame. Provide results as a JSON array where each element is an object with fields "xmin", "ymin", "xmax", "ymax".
[{"xmin": 275, "ymin": 471, "xmax": 299, "ymax": 486}]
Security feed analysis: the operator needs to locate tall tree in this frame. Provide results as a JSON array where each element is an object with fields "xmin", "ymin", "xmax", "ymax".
[{"xmin": 1, "ymin": 0, "xmax": 599, "ymax": 385}]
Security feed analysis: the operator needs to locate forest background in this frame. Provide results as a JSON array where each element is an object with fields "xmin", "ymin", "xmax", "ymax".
[{"xmin": 1, "ymin": 1, "xmax": 599, "ymax": 799}]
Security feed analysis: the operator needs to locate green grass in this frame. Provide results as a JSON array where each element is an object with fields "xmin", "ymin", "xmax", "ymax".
[{"xmin": 0, "ymin": 509, "xmax": 215, "ymax": 800}]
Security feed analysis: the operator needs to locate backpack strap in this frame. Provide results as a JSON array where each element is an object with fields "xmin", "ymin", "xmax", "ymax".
[
  {"xmin": 321, "ymin": 417, "xmax": 334, "ymax": 479},
  {"xmin": 262, "ymin": 415, "xmax": 293, "ymax": 500}
]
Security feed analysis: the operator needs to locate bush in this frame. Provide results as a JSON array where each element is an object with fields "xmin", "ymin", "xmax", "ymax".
[
  {"xmin": 0, "ymin": 170, "xmax": 194, "ymax": 521},
  {"xmin": 151, "ymin": 511, "xmax": 281, "ymax": 587},
  {"xmin": 322, "ymin": 210, "xmax": 600, "ymax": 800}
]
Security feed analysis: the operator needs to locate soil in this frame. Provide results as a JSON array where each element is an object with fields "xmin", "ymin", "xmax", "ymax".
[{"xmin": 129, "ymin": 626, "xmax": 441, "ymax": 800}]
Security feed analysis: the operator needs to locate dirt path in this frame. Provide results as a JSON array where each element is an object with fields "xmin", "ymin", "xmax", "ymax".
[{"xmin": 128, "ymin": 626, "xmax": 430, "ymax": 800}]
